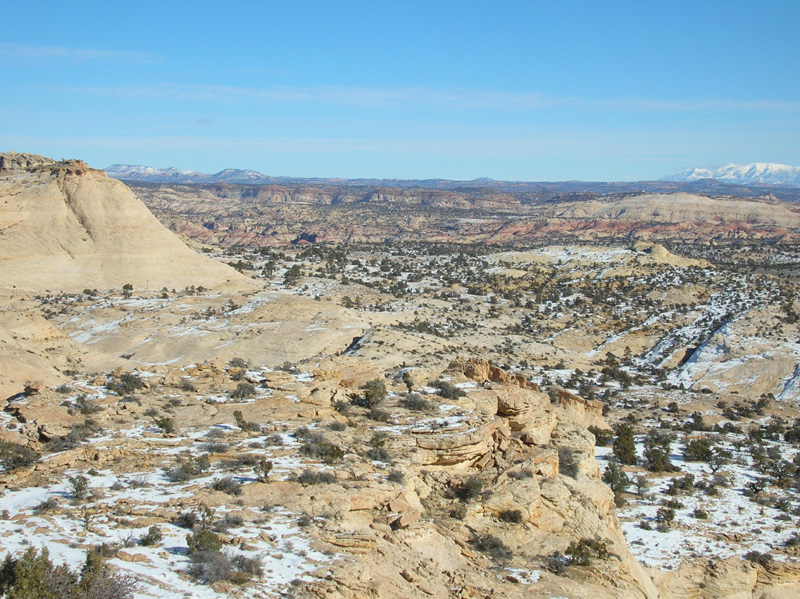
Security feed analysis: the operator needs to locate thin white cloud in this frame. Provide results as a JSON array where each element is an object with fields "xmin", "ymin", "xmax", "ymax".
[
  {"xmin": 0, "ymin": 43, "xmax": 158, "ymax": 64},
  {"xmin": 53, "ymin": 83, "xmax": 578, "ymax": 109},
  {"xmin": 54, "ymin": 81, "xmax": 800, "ymax": 113}
]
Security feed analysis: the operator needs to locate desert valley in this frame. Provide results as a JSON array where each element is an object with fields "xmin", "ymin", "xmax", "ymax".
[{"xmin": 1, "ymin": 151, "xmax": 800, "ymax": 599}]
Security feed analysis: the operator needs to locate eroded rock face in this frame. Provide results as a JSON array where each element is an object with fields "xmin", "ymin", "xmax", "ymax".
[
  {"xmin": 0, "ymin": 151, "xmax": 57, "ymax": 172},
  {"xmin": 449, "ymin": 357, "xmax": 539, "ymax": 390},
  {"xmin": 0, "ymin": 153, "xmax": 250, "ymax": 293},
  {"xmin": 651, "ymin": 556, "xmax": 800, "ymax": 599}
]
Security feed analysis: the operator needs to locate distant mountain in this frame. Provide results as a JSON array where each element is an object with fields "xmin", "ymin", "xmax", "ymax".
[
  {"xmin": 105, "ymin": 164, "xmax": 277, "ymax": 184},
  {"xmin": 662, "ymin": 163, "xmax": 800, "ymax": 186}
]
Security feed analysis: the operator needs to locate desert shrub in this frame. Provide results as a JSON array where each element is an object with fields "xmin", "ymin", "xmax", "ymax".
[
  {"xmin": 333, "ymin": 400, "xmax": 350, "ymax": 413},
  {"xmin": 350, "ymin": 379, "xmax": 387, "ymax": 408},
  {"xmin": 69, "ymin": 474, "xmax": 89, "ymax": 501},
  {"xmin": 367, "ymin": 408, "xmax": 391, "ymax": 422},
  {"xmin": 188, "ymin": 550, "xmax": 262, "ymax": 585},
  {"xmin": 683, "ymin": 437, "xmax": 714, "ymax": 462},
  {"xmin": 545, "ymin": 554, "xmax": 568, "ymax": 575},
  {"xmin": 263, "ymin": 433, "xmax": 284, "ymax": 446},
  {"xmin": 566, "ymin": 538, "xmax": 609, "ymax": 566},
  {"xmin": 165, "ymin": 454, "xmax": 210, "ymax": 482},
  {"xmin": 33, "ymin": 497, "xmax": 59, "ymax": 514},
  {"xmin": 0, "ymin": 441, "xmax": 40, "ymax": 472},
  {"xmin": 254, "ymin": 458, "xmax": 273, "ymax": 482},
  {"xmin": 211, "ymin": 476, "xmax": 243, "ymax": 496},
  {"xmin": 432, "ymin": 380, "xmax": 465, "ymax": 400},
  {"xmin": 74, "ymin": 395, "xmax": 101, "ymax": 415},
  {"xmin": 386, "ymin": 469, "xmax": 405, "ymax": 484},
  {"xmin": 469, "ymin": 534, "xmax": 512, "ymax": 561},
  {"xmin": 201, "ymin": 442, "xmax": 230, "ymax": 454},
  {"xmin": 744, "ymin": 551, "xmax": 773, "ymax": 565},
  {"xmin": 300, "ymin": 436, "xmax": 344, "ymax": 464},
  {"xmin": 558, "ymin": 447, "xmax": 580, "ymax": 477},
  {"xmin": 186, "ymin": 529, "xmax": 223, "ymax": 555},
  {"xmin": 449, "ymin": 503, "xmax": 468, "ymax": 520},
  {"xmin": 0, "ymin": 546, "xmax": 135, "ymax": 599},
  {"xmin": 233, "ymin": 410, "xmax": 260, "ymax": 432},
  {"xmin": 293, "ymin": 426, "xmax": 313, "ymax": 440},
  {"xmin": 228, "ymin": 357, "xmax": 248, "ymax": 369},
  {"xmin": 666, "ymin": 473, "xmax": 695, "ymax": 495},
  {"xmin": 213, "ymin": 514, "xmax": 244, "ymax": 532},
  {"xmin": 588, "ymin": 425, "xmax": 613, "ymax": 446},
  {"xmin": 45, "ymin": 420, "xmax": 102, "ymax": 452},
  {"xmin": 327, "ymin": 421, "xmax": 347, "ymax": 431},
  {"xmin": 140, "ymin": 525, "xmax": 163, "ymax": 546},
  {"xmin": 107, "ymin": 373, "xmax": 144, "ymax": 396},
  {"xmin": 498, "ymin": 509, "xmax": 523, "ymax": 523},
  {"xmin": 231, "ymin": 382, "xmax": 256, "ymax": 400},
  {"xmin": 365, "ymin": 433, "xmax": 391, "ymax": 462},
  {"xmin": 656, "ymin": 507, "xmax": 675, "ymax": 524},
  {"xmin": 180, "ymin": 378, "xmax": 197, "ymax": 392},
  {"xmin": 231, "ymin": 554, "xmax": 263, "ymax": 578},
  {"xmin": 175, "ymin": 511, "xmax": 201, "ymax": 529},
  {"xmin": 692, "ymin": 508, "xmax": 708, "ymax": 519},
  {"xmin": 154, "ymin": 416, "xmax": 175, "ymax": 435},
  {"xmin": 508, "ymin": 469, "xmax": 533, "ymax": 480},
  {"xmin": 399, "ymin": 393, "xmax": 433, "ymax": 412},
  {"xmin": 644, "ymin": 430, "xmax": 679, "ymax": 473},
  {"xmin": 366, "ymin": 446, "xmax": 391, "ymax": 462},
  {"xmin": 785, "ymin": 533, "xmax": 800, "ymax": 547},
  {"xmin": 296, "ymin": 470, "xmax": 336, "ymax": 485},
  {"xmin": 456, "ymin": 476, "xmax": 484, "ymax": 502}
]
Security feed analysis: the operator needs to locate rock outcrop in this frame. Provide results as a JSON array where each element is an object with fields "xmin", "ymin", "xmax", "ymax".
[{"xmin": 0, "ymin": 152, "xmax": 249, "ymax": 292}]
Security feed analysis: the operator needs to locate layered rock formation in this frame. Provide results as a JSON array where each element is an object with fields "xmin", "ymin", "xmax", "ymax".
[
  {"xmin": 0, "ymin": 152, "xmax": 248, "ymax": 292},
  {"xmin": 130, "ymin": 181, "xmax": 800, "ymax": 247}
]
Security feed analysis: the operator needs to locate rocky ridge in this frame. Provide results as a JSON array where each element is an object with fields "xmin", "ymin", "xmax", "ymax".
[
  {"xmin": 0, "ymin": 152, "xmax": 248, "ymax": 293},
  {"xmin": 129, "ymin": 182, "xmax": 800, "ymax": 247}
]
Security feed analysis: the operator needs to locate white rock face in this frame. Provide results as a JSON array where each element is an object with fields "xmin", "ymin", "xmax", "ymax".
[{"xmin": 0, "ymin": 153, "xmax": 250, "ymax": 292}]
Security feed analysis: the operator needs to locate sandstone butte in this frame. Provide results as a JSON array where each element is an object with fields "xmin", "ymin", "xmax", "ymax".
[{"xmin": 0, "ymin": 151, "xmax": 252, "ymax": 293}]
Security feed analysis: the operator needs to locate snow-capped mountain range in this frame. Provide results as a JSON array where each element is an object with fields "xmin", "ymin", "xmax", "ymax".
[
  {"xmin": 104, "ymin": 164, "xmax": 277, "ymax": 184},
  {"xmin": 105, "ymin": 162, "xmax": 800, "ymax": 188},
  {"xmin": 662, "ymin": 163, "xmax": 800, "ymax": 186}
]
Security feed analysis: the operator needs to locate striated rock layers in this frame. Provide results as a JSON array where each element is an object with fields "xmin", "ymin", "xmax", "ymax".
[
  {"xmin": 131, "ymin": 181, "xmax": 800, "ymax": 247},
  {"xmin": 0, "ymin": 152, "xmax": 249, "ymax": 292}
]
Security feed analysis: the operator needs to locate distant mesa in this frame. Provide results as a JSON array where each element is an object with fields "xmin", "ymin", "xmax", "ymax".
[
  {"xmin": 662, "ymin": 162, "xmax": 800, "ymax": 187},
  {"xmin": 0, "ymin": 151, "xmax": 250, "ymax": 293}
]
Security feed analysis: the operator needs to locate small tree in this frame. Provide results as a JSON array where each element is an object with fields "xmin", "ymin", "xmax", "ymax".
[
  {"xmin": 69, "ymin": 474, "xmax": 90, "ymax": 502},
  {"xmin": 612, "ymin": 423, "xmax": 637, "ymax": 465},
  {"xmin": 122, "ymin": 283, "xmax": 133, "ymax": 298},
  {"xmin": 231, "ymin": 382, "xmax": 256, "ymax": 400},
  {"xmin": 154, "ymin": 416, "xmax": 175, "ymax": 435},
  {"xmin": 683, "ymin": 437, "xmax": 713, "ymax": 462},
  {"xmin": 633, "ymin": 474, "xmax": 650, "ymax": 498},
  {"xmin": 602, "ymin": 460, "xmax": 630, "ymax": 507},
  {"xmin": 708, "ymin": 446, "xmax": 732, "ymax": 474},
  {"xmin": 351, "ymin": 379, "xmax": 387, "ymax": 408},
  {"xmin": 643, "ymin": 430, "xmax": 678, "ymax": 473},
  {"xmin": 255, "ymin": 458, "xmax": 273, "ymax": 482}
]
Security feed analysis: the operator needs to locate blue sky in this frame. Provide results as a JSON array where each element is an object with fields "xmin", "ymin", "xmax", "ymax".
[{"xmin": 2, "ymin": 1, "xmax": 799, "ymax": 181}]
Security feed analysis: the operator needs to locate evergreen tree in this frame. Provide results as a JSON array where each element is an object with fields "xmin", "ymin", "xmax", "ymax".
[
  {"xmin": 602, "ymin": 459, "xmax": 630, "ymax": 507},
  {"xmin": 612, "ymin": 423, "xmax": 637, "ymax": 465}
]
